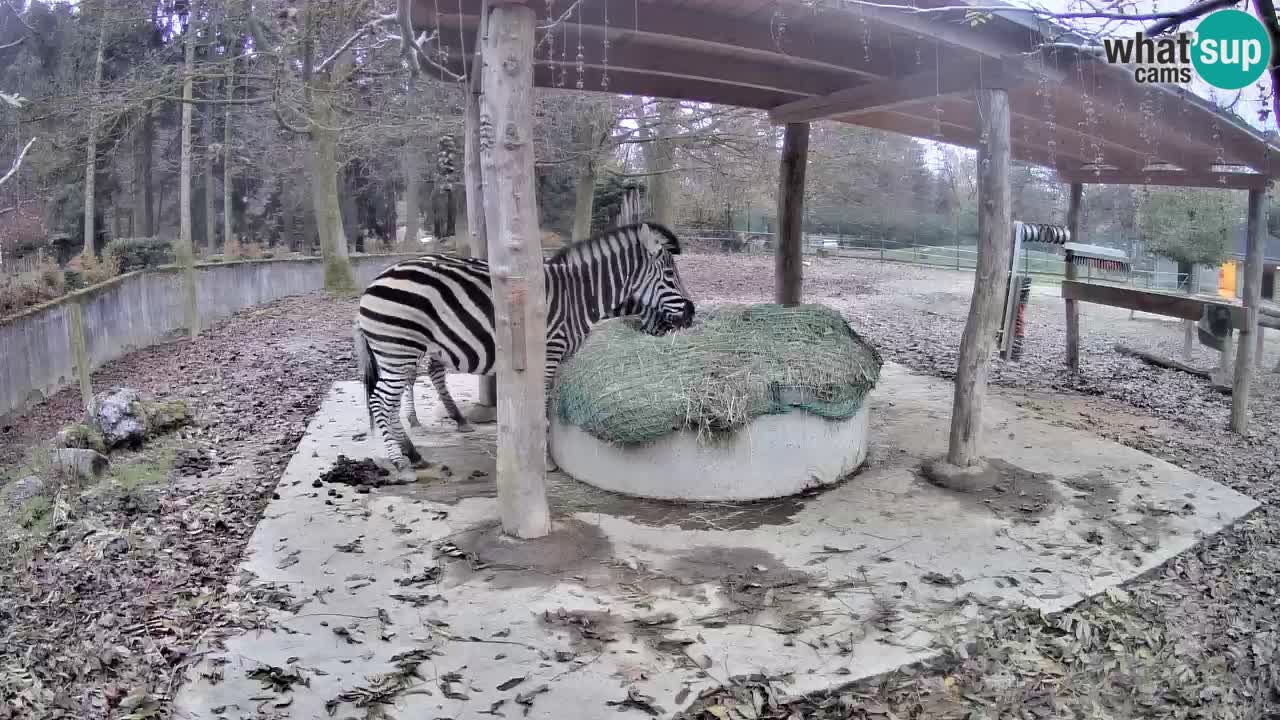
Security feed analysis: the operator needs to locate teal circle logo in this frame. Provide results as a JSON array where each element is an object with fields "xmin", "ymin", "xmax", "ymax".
[{"xmin": 1191, "ymin": 9, "xmax": 1271, "ymax": 90}]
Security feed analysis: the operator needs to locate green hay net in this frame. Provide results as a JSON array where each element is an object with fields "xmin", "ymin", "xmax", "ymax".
[{"xmin": 552, "ymin": 303, "xmax": 884, "ymax": 446}]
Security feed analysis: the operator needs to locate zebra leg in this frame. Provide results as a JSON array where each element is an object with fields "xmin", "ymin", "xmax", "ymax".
[
  {"xmin": 425, "ymin": 358, "xmax": 473, "ymax": 433},
  {"xmin": 402, "ymin": 358, "xmax": 422, "ymax": 428},
  {"xmin": 370, "ymin": 359, "xmax": 427, "ymax": 471},
  {"xmin": 543, "ymin": 357, "xmax": 560, "ymax": 473}
]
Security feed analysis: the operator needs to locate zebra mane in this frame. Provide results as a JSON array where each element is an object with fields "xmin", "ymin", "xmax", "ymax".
[{"xmin": 550, "ymin": 222, "xmax": 682, "ymax": 265}]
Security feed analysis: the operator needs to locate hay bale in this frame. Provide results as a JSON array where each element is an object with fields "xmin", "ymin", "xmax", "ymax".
[{"xmin": 553, "ymin": 303, "xmax": 882, "ymax": 445}]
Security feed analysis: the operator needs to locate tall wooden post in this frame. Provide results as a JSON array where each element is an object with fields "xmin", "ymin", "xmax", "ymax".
[
  {"xmin": 1064, "ymin": 182, "xmax": 1083, "ymax": 371},
  {"xmin": 479, "ymin": 1, "xmax": 551, "ymax": 539},
  {"xmin": 946, "ymin": 88, "xmax": 1012, "ymax": 469},
  {"xmin": 1230, "ymin": 187, "xmax": 1267, "ymax": 433},
  {"xmin": 465, "ymin": 2, "xmax": 498, "ymax": 422},
  {"xmin": 775, "ymin": 122, "xmax": 809, "ymax": 306}
]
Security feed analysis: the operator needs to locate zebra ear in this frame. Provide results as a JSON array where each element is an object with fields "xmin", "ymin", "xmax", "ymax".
[{"xmin": 638, "ymin": 223, "xmax": 682, "ymax": 255}]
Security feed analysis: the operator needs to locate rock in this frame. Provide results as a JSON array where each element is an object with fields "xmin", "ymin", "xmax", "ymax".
[
  {"xmin": 56, "ymin": 423, "xmax": 107, "ymax": 452},
  {"xmin": 90, "ymin": 388, "xmax": 148, "ymax": 449},
  {"xmin": 143, "ymin": 399, "xmax": 193, "ymax": 437},
  {"xmin": 50, "ymin": 448, "xmax": 110, "ymax": 480},
  {"xmin": 1, "ymin": 475, "xmax": 46, "ymax": 512}
]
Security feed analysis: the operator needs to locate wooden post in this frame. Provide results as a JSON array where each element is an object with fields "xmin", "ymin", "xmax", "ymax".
[
  {"xmin": 1230, "ymin": 188, "xmax": 1267, "ymax": 433},
  {"xmin": 67, "ymin": 301, "xmax": 93, "ymax": 418},
  {"xmin": 946, "ymin": 88, "xmax": 1012, "ymax": 468},
  {"xmin": 479, "ymin": 1, "xmax": 551, "ymax": 539},
  {"xmin": 775, "ymin": 122, "xmax": 809, "ymax": 306},
  {"xmin": 465, "ymin": 3, "xmax": 498, "ymax": 421},
  {"xmin": 1064, "ymin": 182, "xmax": 1083, "ymax": 371}
]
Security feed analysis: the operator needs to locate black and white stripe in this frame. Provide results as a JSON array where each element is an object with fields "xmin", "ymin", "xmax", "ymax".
[
  {"xmin": 353, "ymin": 222, "xmax": 695, "ymax": 469},
  {"xmin": 1014, "ymin": 221, "xmax": 1071, "ymax": 246}
]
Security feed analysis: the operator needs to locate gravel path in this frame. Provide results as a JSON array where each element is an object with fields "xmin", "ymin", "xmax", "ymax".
[{"xmin": 2, "ymin": 254, "xmax": 1278, "ymax": 719}]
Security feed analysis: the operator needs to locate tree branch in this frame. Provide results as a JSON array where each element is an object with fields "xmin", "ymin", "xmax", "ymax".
[
  {"xmin": 1252, "ymin": 0, "xmax": 1280, "ymax": 125},
  {"xmin": 0, "ymin": 137, "xmax": 37, "ymax": 187},
  {"xmin": 1145, "ymin": 0, "xmax": 1242, "ymax": 34},
  {"xmin": 395, "ymin": 0, "xmax": 420, "ymax": 74}
]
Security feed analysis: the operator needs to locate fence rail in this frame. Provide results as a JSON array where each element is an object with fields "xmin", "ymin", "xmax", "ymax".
[{"xmin": 672, "ymin": 229, "xmax": 1192, "ymax": 292}]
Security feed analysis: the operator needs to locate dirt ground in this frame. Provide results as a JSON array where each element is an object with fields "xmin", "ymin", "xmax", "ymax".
[{"xmin": 2, "ymin": 253, "xmax": 1279, "ymax": 719}]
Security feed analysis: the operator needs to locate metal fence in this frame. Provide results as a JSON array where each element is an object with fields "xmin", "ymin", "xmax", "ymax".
[{"xmin": 672, "ymin": 228, "xmax": 1192, "ymax": 291}]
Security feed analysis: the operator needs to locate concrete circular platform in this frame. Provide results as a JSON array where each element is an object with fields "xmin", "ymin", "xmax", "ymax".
[{"xmin": 549, "ymin": 407, "xmax": 871, "ymax": 502}]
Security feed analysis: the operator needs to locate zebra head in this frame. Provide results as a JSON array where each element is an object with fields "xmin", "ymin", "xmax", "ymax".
[{"xmin": 623, "ymin": 223, "xmax": 695, "ymax": 334}]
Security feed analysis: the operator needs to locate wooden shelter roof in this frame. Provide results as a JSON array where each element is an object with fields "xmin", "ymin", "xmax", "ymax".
[{"xmin": 413, "ymin": 0, "xmax": 1278, "ymax": 188}]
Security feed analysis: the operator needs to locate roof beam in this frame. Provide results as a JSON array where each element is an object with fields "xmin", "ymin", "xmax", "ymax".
[
  {"xmin": 1060, "ymin": 57, "xmax": 1280, "ymax": 175},
  {"xmin": 1057, "ymin": 169, "xmax": 1273, "ymax": 190},
  {"xmin": 852, "ymin": 109, "xmax": 1087, "ymax": 172},
  {"xmin": 768, "ymin": 61, "xmax": 1031, "ymax": 124},
  {"xmin": 425, "ymin": 1, "xmax": 913, "ymax": 81}
]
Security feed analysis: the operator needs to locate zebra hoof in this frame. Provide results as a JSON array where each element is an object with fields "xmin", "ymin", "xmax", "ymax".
[
  {"xmin": 388, "ymin": 467, "xmax": 417, "ymax": 485},
  {"xmin": 545, "ymin": 454, "xmax": 559, "ymax": 473},
  {"xmin": 407, "ymin": 418, "xmax": 422, "ymax": 429},
  {"xmin": 455, "ymin": 422, "xmax": 475, "ymax": 434}
]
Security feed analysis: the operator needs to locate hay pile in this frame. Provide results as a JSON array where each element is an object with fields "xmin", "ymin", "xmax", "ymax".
[{"xmin": 552, "ymin": 304, "xmax": 883, "ymax": 445}]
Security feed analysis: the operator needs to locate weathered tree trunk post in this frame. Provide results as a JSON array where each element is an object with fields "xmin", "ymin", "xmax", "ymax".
[
  {"xmin": 402, "ymin": 79, "xmax": 422, "ymax": 249},
  {"xmin": 479, "ymin": 1, "xmax": 550, "ymax": 539},
  {"xmin": 83, "ymin": 8, "xmax": 107, "ymax": 257},
  {"xmin": 945, "ymin": 87, "xmax": 1012, "ymax": 469},
  {"xmin": 67, "ymin": 301, "xmax": 93, "ymax": 418},
  {"xmin": 465, "ymin": 3, "xmax": 498, "ymax": 420},
  {"xmin": 1230, "ymin": 188, "xmax": 1268, "ymax": 433},
  {"xmin": 223, "ymin": 56, "xmax": 236, "ymax": 252},
  {"xmin": 1064, "ymin": 182, "xmax": 1083, "ymax": 371},
  {"xmin": 178, "ymin": 17, "xmax": 199, "ymax": 338},
  {"xmin": 775, "ymin": 122, "xmax": 808, "ymax": 306},
  {"xmin": 204, "ymin": 112, "xmax": 217, "ymax": 255},
  {"xmin": 570, "ymin": 110, "xmax": 599, "ymax": 241}
]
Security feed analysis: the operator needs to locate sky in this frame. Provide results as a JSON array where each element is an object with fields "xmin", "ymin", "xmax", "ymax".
[{"xmin": 1015, "ymin": 0, "xmax": 1275, "ymax": 133}]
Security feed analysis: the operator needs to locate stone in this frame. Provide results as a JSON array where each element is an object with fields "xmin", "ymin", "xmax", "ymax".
[
  {"xmin": 50, "ymin": 448, "xmax": 110, "ymax": 480},
  {"xmin": 1, "ymin": 475, "xmax": 46, "ymax": 512},
  {"xmin": 55, "ymin": 423, "xmax": 107, "ymax": 453},
  {"xmin": 143, "ymin": 399, "xmax": 193, "ymax": 437},
  {"xmin": 90, "ymin": 388, "xmax": 148, "ymax": 449}
]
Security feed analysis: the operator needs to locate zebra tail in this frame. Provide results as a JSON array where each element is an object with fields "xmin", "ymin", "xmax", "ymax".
[{"xmin": 352, "ymin": 321, "xmax": 378, "ymax": 434}]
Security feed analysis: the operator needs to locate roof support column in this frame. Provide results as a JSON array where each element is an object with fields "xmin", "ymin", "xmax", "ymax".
[
  {"xmin": 480, "ymin": 0, "xmax": 551, "ymax": 539},
  {"xmin": 1230, "ymin": 187, "xmax": 1268, "ymax": 433},
  {"xmin": 464, "ymin": 0, "xmax": 497, "ymax": 421},
  {"xmin": 946, "ymin": 87, "xmax": 1012, "ymax": 469},
  {"xmin": 1064, "ymin": 182, "xmax": 1083, "ymax": 372},
  {"xmin": 775, "ymin": 122, "xmax": 809, "ymax": 306}
]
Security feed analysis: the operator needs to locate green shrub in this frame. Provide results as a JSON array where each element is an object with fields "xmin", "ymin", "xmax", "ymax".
[{"xmin": 105, "ymin": 237, "xmax": 175, "ymax": 272}]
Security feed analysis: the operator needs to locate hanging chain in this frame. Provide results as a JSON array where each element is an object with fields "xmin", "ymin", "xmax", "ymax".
[
  {"xmin": 546, "ymin": 0, "xmax": 557, "ymax": 86},
  {"xmin": 601, "ymin": 0, "xmax": 610, "ymax": 90},
  {"xmin": 575, "ymin": 3, "xmax": 585, "ymax": 89}
]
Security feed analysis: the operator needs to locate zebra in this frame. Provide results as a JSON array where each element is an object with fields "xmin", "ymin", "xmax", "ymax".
[{"xmin": 352, "ymin": 222, "xmax": 696, "ymax": 471}]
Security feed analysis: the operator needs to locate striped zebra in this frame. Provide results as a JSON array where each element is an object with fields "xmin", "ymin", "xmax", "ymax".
[
  {"xmin": 1013, "ymin": 221, "xmax": 1070, "ymax": 246},
  {"xmin": 353, "ymin": 222, "xmax": 696, "ymax": 470}
]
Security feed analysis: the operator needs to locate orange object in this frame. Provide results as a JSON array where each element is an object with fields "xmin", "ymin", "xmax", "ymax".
[{"xmin": 1218, "ymin": 261, "xmax": 1238, "ymax": 298}]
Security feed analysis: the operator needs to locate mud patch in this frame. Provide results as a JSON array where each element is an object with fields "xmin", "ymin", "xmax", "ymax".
[
  {"xmin": 549, "ymin": 473, "xmax": 836, "ymax": 531},
  {"xmin": 317, "ymin": 455, "xmax": 392, "ymax": 488},
  {"xmin": 1062, "ymin": 470, "xmax": 1122, "ymax": 513},
  {"xmin": 668, "ymin": 546, "xmax": 819, "ymax": 628},
  {"xmin": 539, "ymin": 608, "xmax": 623, "ymax": 654},
  {"xmin": 451, "ymin": 518, "xmax": 614, "ymax": 589},
  {"xmin": 918, "ymin": 458, "xmax": 1060, "ymax": 521},
  {"xmin": 415, "ymin": 469, "xmax": 496, "ymax": 504}
]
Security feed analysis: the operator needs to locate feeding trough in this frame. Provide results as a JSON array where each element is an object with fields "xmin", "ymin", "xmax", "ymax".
[{"xmin": 549, "ymin": 304, "xmax": 883, "ymax": 502}]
